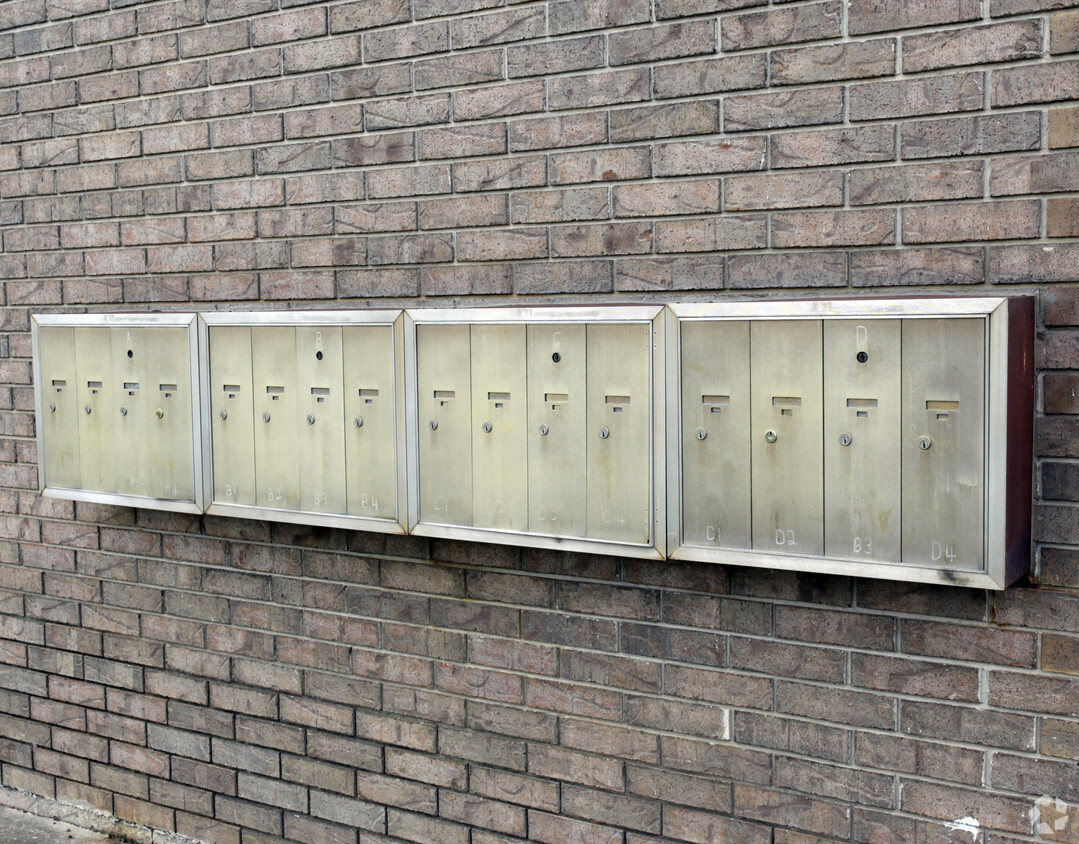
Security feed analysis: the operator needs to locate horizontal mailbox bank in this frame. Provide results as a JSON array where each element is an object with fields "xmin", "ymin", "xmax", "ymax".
[
  {"xmin": 32, "ymin": 314, "xmax": 203, "ymax": 514},
  {"xmin": 200, "ymin": 311, "xmax": 407, "ymax": 533},
  {"xmin": 407, "ymin": 307, "xmax": 666, "ymax": 559},
  {"xmin": 667, "ymin": 298, "xmax": 1034, "ymax": 589},
  {"xmin": 32, "ymin": 298, "xmax": 1033, "ymax": 588}
]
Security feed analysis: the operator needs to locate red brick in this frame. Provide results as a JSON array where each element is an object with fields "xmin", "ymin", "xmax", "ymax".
[
  {"xmin": 661, "ymin": 734, "xmax": 772, "ymax": 783},
  {"xmin": 387, "ymin": 809, "xmax": 465, "ymax": 844},
  {"xmin": 440, "ymin": 790, "xmax": 526, "ymax": 836},
  {"xmin": 386, "ymin": 746, "xmax": 466, "ymax": 789},
  {"xmin": 905, "ymin": 20, "xmax": 1042, "ymax": 72},
  {"xmin": 355, "ymin": 769, "xmax": 434, "ymax": 812},
  {"xmin": 727, "ymin": 87, "xmax": 843, "ymax": 131}
]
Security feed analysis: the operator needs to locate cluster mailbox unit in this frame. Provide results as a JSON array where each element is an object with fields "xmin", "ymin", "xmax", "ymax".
[{"xmin": 32, "ymin": 297, "xmax": 1033, "ymax": 589}]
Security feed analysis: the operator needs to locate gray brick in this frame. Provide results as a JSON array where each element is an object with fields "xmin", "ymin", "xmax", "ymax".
[
  {"xmin": 725, "ymin": 86, "xmax": 843, "ymax": 131},
  {"xmin": 416, "ymin": 49, "xmax": 503, "ymax": 91},
  {"xmin": 451, "ymin": 6, "xmax": 544, "ymax": 48},
  {"xmin": 903, "ymin": 20, "xmax": 1041, "ymax": 72},
  {"xmin": 722, "ymin": 1, "xmax": 841, "ymax": 51},
  {"xmin": 549, "ymin": 69, "xmax": 650, "ymax": 110},
  {"xmin": 610, "ymin": 20, "xmax": 717, "ymax": 66},
  {"xmin": 365, "ymin": 21, "xmax": 448, "ymax": 62},
  {"xmin": 771, "ymin": 39, "xmax": 896, "ymax": 85},
  {"xmin": 508, "ymin": 35, "xmax": 605, "ymax": 78},
  {"xmin": 850, "ymin": 0, "xmax": 980, "ymax": 35}
]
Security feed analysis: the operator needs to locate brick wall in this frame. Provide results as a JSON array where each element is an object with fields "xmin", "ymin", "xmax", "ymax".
[{"xmin": 1, "ymin": 1, "xmax": 1078, "ymax": 842}]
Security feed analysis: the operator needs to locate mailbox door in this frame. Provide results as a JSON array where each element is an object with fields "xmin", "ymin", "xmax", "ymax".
[
  {"xmin": 109, "ymin": 327, "xmax": 151, "ymax": 497},
  {"xmin": 902, "ymin": 318, "xmax": 985, "ymax": 569},
  {"xmin": 252, "ymin": 326, "xmax": 300, "ymax": 510},
  {"xmin": 823, "ymin": 319, "xmax": 901, "ymax": 562},
  {"xmin": 586, "ymin": 322, "xmax": 652, "ymax": 544},
  {"xmin": 527, "ymin": 324, "xmax": 586, "ymax": 537},
  {"xmin": 297, "ymin": 326, "xmax": 346, "ymax": 515},
  {"xmin": 750, "ymin": 320, "xmax": 824, "ymax": 556},
  {"xmin": 343, "ymin": 324, "xmax": 398, "ymax": 520},
  {"xmin": 74, "ymin": 326, "xmax": 114, "ymax": 493},
  {"xmin": 471, "ymin": 324, "xmax": 528, "ymax": 531},
  {"xmin": 37, "ymin": 325, "xmax": 82, "ymax": 490},
  {"xmin": 143, "ymin": 326, "xmax": 195, "ymax": 501},
  {"xmin": 680, "ymin": 320, "xmax": 751, "ymax": 550},
  {"xmin": 417, "ymin": 323, "xmax": 472, "ymax": 525},
  {"xmin": 209, "ymin": 326, "xmax": 256, "ymax": 507}
]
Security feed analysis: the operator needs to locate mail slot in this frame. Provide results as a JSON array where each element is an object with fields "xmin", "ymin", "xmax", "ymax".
[{"xmin": 142, "ymin": 328, "xmax": 195, "ymax": 501}]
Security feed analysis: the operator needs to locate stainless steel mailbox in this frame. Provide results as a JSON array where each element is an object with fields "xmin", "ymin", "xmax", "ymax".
[
  {"xmin": 471, "ymin": 324, "xmax": 528, "ymax": 531},
  {"xmin": 416, "ymin": 322, "xmax": 472, "ymax": 526},
  {"xmin": 32, "ymin": 314, "xmax": 204, "ymax": 513},
  {"xmin": 407, "ymin": 307, "xmax": 665, "ymax": 559},
  {"xmin": 343, "ymin": 325, "xmax": 399, "ymax": 520},
  {"xmin": 33, "ymin": 298, "xmax": 1031, "ymax": 589},
  {"xmin": 823, "ymin": 319, "xmax": 901, "ymax": 562},
  {"xmin": 201, "ymin": 311, "xmax": 407, "ymax": 533},
  {"xmin": 901, "ymin": 318, "xmax": 985, "ymax": 570},
  {"xmin": 526, "ymin": 325, "xmax": 587, "ymax": 537},
  {"xmin": 750, "ymin": 320, "xmax": 824, "ymax": 556},
  {"xmin": 667, "ymin": 298, "xmax": 1034, "ymax": 590},
  {"xmin": 586, "ymin": 322, "xmax": 653, "ymax": 544}
]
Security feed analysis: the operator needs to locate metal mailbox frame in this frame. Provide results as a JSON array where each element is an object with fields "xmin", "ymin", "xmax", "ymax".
[
  {"xmin": 665, "ymin": 297, "xmax": 1034, "ymax": 590},
  {"xmin": 31, "ymin": 312, "xmax": 205, "ymax": 514},
  {"xmin": 198, "ymin": 310, "xmax": 408, "ymax": 534},
  {"xmin": 404, "ymin": 305, "xmax": 667, "ymax": 560}
]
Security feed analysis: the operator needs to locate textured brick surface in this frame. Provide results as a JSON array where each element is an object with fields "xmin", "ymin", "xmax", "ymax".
[{"xmin": 0, "ymin": 3, "xmax": 1076, "ymax": 843}]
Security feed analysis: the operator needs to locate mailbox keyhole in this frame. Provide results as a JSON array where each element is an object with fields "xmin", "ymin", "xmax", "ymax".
[
  {"xmin": 316, "ymin": 351, "xmax": 323, "ymax": 361},
  {"xmin": 551, "ymin": 352, "xmax": 561, "ymax": 363},
  {"xmin": 856, "ymin": 351, "xmax": 868, "ymax": 364},
  {"xmin": 127, "ymin": 349, "xmax": 133, "ymax": 358}
]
